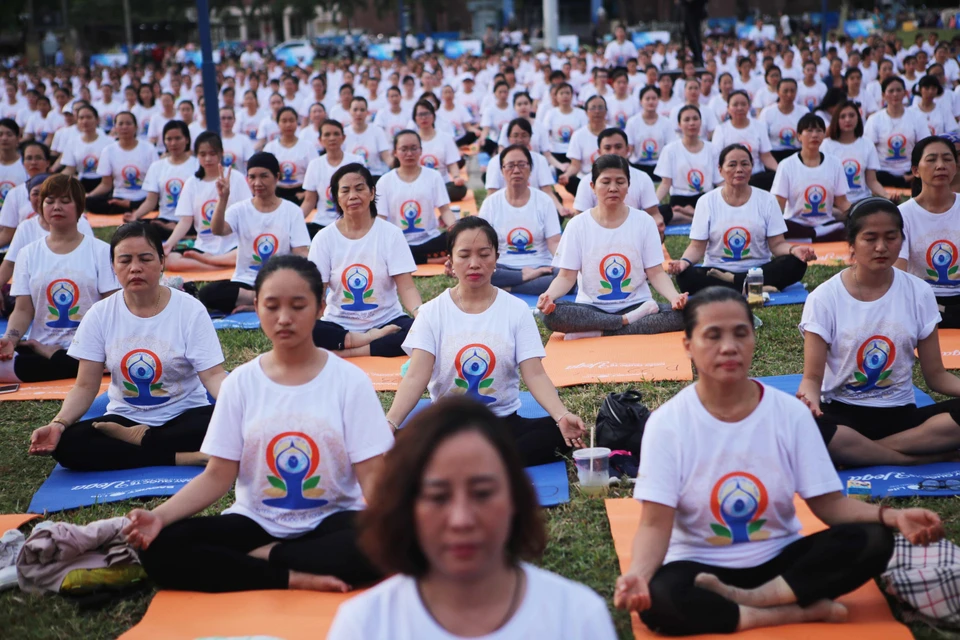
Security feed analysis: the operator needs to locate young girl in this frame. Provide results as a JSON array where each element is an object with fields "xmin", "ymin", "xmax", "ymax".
[
  {"xmin": 759, "ymin": 79, "xmax": 803, "ymax": 162},
  {"xmin": 236, "ymin": 90, "xmax": 265, "ymax": 142},
  {"xmin": 0, "ymin": 141, "xmax": 51, "ymax": 249},
  {"xmin": 909, "ymin": 75, "xmax": 958, "ymax": 136},
  {"xmin": 255, "ymin": 93, "xmax": 284, "ymax": 151},
  {"xmin": 297, "ymin": 103, "xmax": 328, "ymax": 155},
  {"xmin": 125, "ymin": 255, "xmax": 392, "ymax": 593},
  {"xmin": 147, "ymin": 92, "xmax": 177, "ymax": 154},
  {"xmin": 541, "ymin": 83, "xmax": 588, "ymax": 174},
  {"xmin": 86, "ymin": 112, "xmax": 157, "ymax": 215},
  {"xmin": 627, "ymin": 87, "xmax": 676, "ymax": 181},
  {"xmin": 263, "ymin": 107, "xmax": 317, "ymax": 204},
  {"xmin": 712, "ymin": 91, "xmax": 778, "ymax": 190},
  {"xmin": 59, "ymin": 105, "xmax": 112, "ymax": 193},
  {"xmin": 132, "ymin": 85, "xmax": 159, "ymax": 142},
  {"xmin": 864, "ymin": 77, "xmax": 930, "ymax": 188},
  {"xmin": 413, "ymin": 100, "xmax": 467, "ymax": 202},
  {"xmin": 751, "ymin": 66, "xmax": 782, "ymax": 114},
  {"xmin": 302, "ymin": 120, "xmax": 366, "ymax": 233},
  {"xmin": 821, "ymin": 101, "xmax": 888, "ymax": 205},
  {"xmin": 128, "ymin": 121, "xmax": 199, "ymax": 240},
  {"xmin": 655, "ymin": 106, "xmax": 723, "ymax": 225},
  {"xmin": 220, "ymin": 107, "xmax": 256, "ymax": 174},
  {"xmin": 372, "ymin": 86, "xmax": 408, "ymax": 140},
  {"xmin": 479, "ymin": 82, "xmax": 516, "ymax": 157},
  {"xmin": 439, "ymin": 84, "xmax": 478, "ymax": 148}
]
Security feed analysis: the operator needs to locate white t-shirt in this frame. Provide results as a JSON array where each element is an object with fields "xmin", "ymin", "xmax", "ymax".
[
  {"xmin": 909, "ymin": 103, "xmax": 958, "ymax": 136},
  {"xmin": 566, "ymin": 126, "xmax": 602, "ymax": 178},
  {"xmin": 372, "ymin": 108, "xmax": 409, "ymax": 140},
  {"xmin": 437, "ymin": 104, "xmax": 474, "ymax": 140},
  {"xmin": 68, "ymin": 288, "xmax": 223, "ymax": 425},
  {"xmin": 771, "ymin": 153, "xmax": 849, "ymax": 227},
  {"xmin": 225, "ymin": 198, "xmax": 311, "ymax": 286},
  {"xmin": 496, "ymin": 120, "xmax": 550, "ymax": 154},
  {"xmin": 344, "ymin": 124, "xmax": 391, "ymax": 176},
  {"xmin": 541, "ymin": 108, "xmax": 589, "ymax": 154},
  {"xmin": 201, "ymin": 353, "xmax": 392, "ymax": 538},
  {"xmin": 863, "ymin": 109, "xmax": 930, "ymax": 175},
  {"xmin": 479, "ymin": 103, "xmax": 516, "ymax": 142},
  {"xmin": 0, "ymin": 182, "xmax": 30, "ymax": 228},
  {"xmin": 796, "ymin": 80, "xmax": 828, "ymax": 112},
  {"xmin": 174, "ymin": 172, "xmax": 249, "ymax": 254},
  {"xmin": 25, "ymin": 111, "xmax": 65, "ymax": 146},
  {"xmin": 606, "ymin": 95, "xmax": 640, "ymax": 130},
  {"xmin": 690, "ymin": 188, "xmax": 787, "ymax": 271},
  {"xmin": 626, "ymin": 113, "xmax": 677, "ymax": 165},
  {"xmin": 711, "ymin": 120, "xmax": 772, "ymax": 175},
  {"xmin": 821, "ymin": 137, "xmax": 882, "ymax": 204},
  {"xmin": 59, "ymin": 133, "xmax": 113, "ymax": 180},
  {"xmin": 419, "ymin": 132, "xmax": 461, "ymax": 180},
  {"xmin": 147, "ymin": 112, "xmax": 175, "ymax": 152},
  {"xmin": 799, "ymin": 269, "xmax": 940, "ymax": 408},
  {"xmin": 11, "ymin": 235, "xmax": 117, "ymax": 348},
  {"xmin": 236, "ymin": 109, "xmax": 267, "ymax": 141},
  {"xmin": 327, "ymin": 563, "xmax": 617, "ymax": 640},
  {"xmin": 0, "ymin": 160, "xmax": 27, "ymax": 211},
  {"xmin": 654, "ymin": 140, "xmax": 723, "ymax": 197},
  {"xmin": 758, "ymin": 105, "xmax": 804, "ymax": 151},
  {"xmin": 479, "ymin": 188, "xmax": 561, "ymax": 269},
  {"xmin": 402, "ymin": 289, "xmax": 544, "ymax": 417},
  {"xmin": 898, "ymin": 196, "xmax": 960, "ymax": 297},
  {"xmin": 255, "ymin": 117, "xmax": 280, "ymax": 145},
  {"xmin": 97, "ymin": 140, "xmax": 159, "ymax": 201},
  {"xmin": 635, "ymin": 383, "xmax": 842, "ymax": 568},
  {"xmin": 605, "ymin": 40, "xmax": 639, "ymax": 67},
  {"xmin": 668, "ymin": 103, "xmax": 719, "ymax": 140},
  {"xmin": 308, "ymin": 218, "xmax": 416, "ymax": 331},
  {"xmin": 553, "ymin": 208, "xmax": 664, "ymax": 313},
  {"xmin": 376, "ymin": 168, "xmax": 450, "ymax": 246},
  {"xmin": 94, "ymin": 99, "xmax": 122, "ymax": 132},
  {"xmin": 485, "ymin": 152, "xmax": 556, "ymax": 191},
  {"xmin": 221, "ymin": 134, "xmax": 256, "ymax": 173},
  {"xmin": 263, "ymin": 138, "xmax": 318, "ymax": 189},
  {"xmin": 141, "ymin": 156, "xmax": 200, "ymax": 222},
  {"xmin": 302, "ymin": 152, "xmax": 366, "ymax": 228},
  {"xmin": 573, "ymin": 166, "xmax": 658, "ymax": 213},
  {"xmin": 4, "ymin": 215, "xmax": 94, "ymax": 263}
]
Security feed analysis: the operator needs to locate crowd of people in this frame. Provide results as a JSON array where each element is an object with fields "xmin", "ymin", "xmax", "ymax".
[{"xmin": 2, "ymin": 22, "xmax": 960, "ymax": 636}]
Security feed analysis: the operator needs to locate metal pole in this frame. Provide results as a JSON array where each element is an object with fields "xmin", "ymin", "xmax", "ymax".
[
  {"xmin": 122, "ymin": 0, "xmax": 134, "ymax": 62},
  {"xmin": 398, "ymin": 0, "xmax": 407, "ymax": 63},
  {"xmin": 543, "ymin": 0, "xmax": 558, "ymax": 49},
  {"xmin": 196, "ymin": 0, "xmax": 221, "ymax": 135},
  {"xmin": 821, "ymin": 0, "xmax": 828, "ymax": 55}
]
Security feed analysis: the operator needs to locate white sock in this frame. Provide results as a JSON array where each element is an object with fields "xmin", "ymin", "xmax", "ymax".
[
  {"xmin": 623, "ymin": 300, "xmax": 660, "ymax": 324},
  {"xmin": 563, "ymin": 331, "xmax": 602, "ymax": 341}
]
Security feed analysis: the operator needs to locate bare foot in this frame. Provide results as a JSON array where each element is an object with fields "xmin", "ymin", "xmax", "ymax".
[
  {"xmin": 695, "ymin": 573, "xmax": 795, "ymax": 608},
  {"xmin": 426, "ymin": 256, "xmax": 448, "ymax": 264},
  {"xmin": 706, "ymin": 269, "xmax": 736, "ymax": 284},
  {"xmin": 93, "ymin": 422, "xmax": 149, "ymax": 445},
  {"xmin": 804, "ymin": 599, "xmax": 848, "ymax": 623},
  {"xmin": 22, "ymin": 339, "xmax": 59, "ymax": 359},
  {"xmin": 231, "ymin": 304, "xmax": 255, "ymax": 314},
  {"xmin": 623, "ymin": 299, "xmax": 660, "ymax": 325},
  {"xmin": 288, "ymin": 570, "xmax": 350, "ymax": 592},
  {"xmin": 183, "ymin": 250, "xmax": 213, "ymax": 265},
  {"xmin": 175, "ymin": 451, "xmax": 210, "ymax": 466},
  {"xmin": 521, "ymin": 266, "xmax": 554, "ymax": 282}
]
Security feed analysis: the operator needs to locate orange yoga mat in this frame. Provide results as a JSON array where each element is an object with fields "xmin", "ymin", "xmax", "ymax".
[
  {"xmin": 85, "ymin": 211, "xmax": 158, "ymax": 229},
  {"xmin": 605, "ymin": 497, "xmax": 911, "ymax": 640},
  {"xmin": 351, "ymin": 356, "xmax": 404, "ymax": 391},
  {"xmin": 555, "ymin": 183, "xmax": 576, "ymax": 209},
  {"xmin": 119, "ymin": 589, "xmax": 361, "ymax": 640},
  {"xmin": 413, "ymin": 263, "xmax": 447, "ymax": 277},
  {"xmin": 938, "ymin": 329, "xmax": 960, "ymax": 370},
  {"xmin": 0, "ymin": 513, "xmax": 40, "ymax": 531},
  {"xmin": 543, "ymin": 332, "xmax": 693, "ymax": 387},
  {"xmin": 808, "ymin": 241, "xmax": 852, "ymax": 267},
  {"xmin": 0, "ymin": 377, "xmax": 109, "ymax": 402},
  {"xmin": 164, "ymin": 266, "xmax": 235, "ymax": 283}
]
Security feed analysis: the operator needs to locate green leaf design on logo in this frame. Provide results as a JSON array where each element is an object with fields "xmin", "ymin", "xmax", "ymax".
[
  {"xmin": 48, "ymin": 305, "xmax": 58, "ymax": 315},
  {"xmin": 599, "ymin": 281, "xmax": 612, "ymax": 289},
  {"xmin": 854, "ymin": 371, "xmax": 868, "ymax": 383},
  {"xmin": 878, "ymin": 369, "xmax": 892, "ymax": 381},
  {"xmin": 343, "ymin": 291, "xmax": 355, "ymax": 301},
  {"xmin": 710, "ymin": 523, "xmax": 732, "ymax": 538},
  {"xmin": 122, "ymin": 381, "xmax": 138, "ymax": 393},
  {"xmin": 747, "ymin": 519, "xmax": 766, "ymax": 534},
  {"xmin": 302, "ymin": 476, "xmax": 321, "ymax": 490},
  {"xmin": 150, "ymin": 382, "xmax": 163, "ymax": 391},
  {"xmin": 454, "ymin": 378, "xmax": 468, "ymax": 389},
  {"xmin": 742, "ymin": 248, "xmax": 751, "ymax": 257},
  {"xmin": 363, "ymin": 289, "xmax": 374, "ymax": 299},
  {"xmin": 621, "ymin": 278, "xmax": 632, "ymax": 288},
  {"xmin": 415, "ymin": 217, "xmax": 422, "ymax": 224},
  {"xmin": 723, "ymin": 248, "xmax": 733, "ymax": 257},
  {"xmin": 479, "ymin": 378, "xmax": 494, "ymax": 388},
  {"xmin": 68, "ymin": 305, "xmax": 80, "ymax": 316},
  {"xmin": 253, "ymin": 255, "xmax": 262, "ymax": 263},
  {"xmin": 927, "ymin": 268, "xmax": 939, "ymax": 278},
  {"xmin": 950, "ymin": 265, "xmax": 959, "ymax": 275},
  {"xmin": 267, "ymin": 475, "xmax": 286, "ymax": 490}
]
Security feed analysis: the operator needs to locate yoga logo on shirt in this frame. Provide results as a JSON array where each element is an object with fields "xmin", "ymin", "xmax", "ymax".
[
  {"xmin": 400, "ymin": 200, "xmax": 423, "ymax": 233},
  {"xmin": 244, "ymin": 126, "xmax": 258, "ymax": 140},
  {"xmin": 925, "ymin": 240, "xmax": 960, "ymax": 285},
  {"xmin": 341, "ymin": 263, "xmax": 378, "ymax": 311},
  {"xmin": 140, "ymin": 121, "xmax": 150, "ymax": 136},
  {"xmin": 278, "ymin": 161, "xmax": 297, "ymax": 185},
  {"xmin": 420, "ymin": 154, "xmax": 441, "ymax": 169},
  {"xmin": 120, "ymin": 349, "xmax": 170, "ymax": 406},
  {"xmin": 324, "ymin": 185, "xmax": 335, "ymax": 212},
  {"xmin": 803, "ymin": 96, "xmax": 818, "ymax": 110},
  {"xmin": 199, "ymin": 199, "xmax": 217, "ymax": 234},
  {"xmin": 351, "ymin": 146, "xmax": 370, "ymax": 163},
  {"xmin": 846, "ymin": 335, "xmax": 896, "ymax": 392},
  {"xmin": 506, "ymin": 227, "xmax": 536, "ymax": 254},
  {"xmin": 121, "ymin": 165, "xmax": 144, "ymax": 190},
  {"xmin": 639, "ymin": 139, "xmax": 659, "ymax": 162},
  {"xmin": 801, "ymin": 185, "xmax": 827, "ymax": 217},
  {"xmin": 263, "ymin": 432, "xmax": 328, "ymax": 509},
  {"xmin": 451, "ymin": 120, "xmax": 465, "ymax": 139},
  {"xmin": 555, "ymin": 125, "xmax": 574, "ymax": 144},
  {"xmin": 597, "ymin": 253, "xmax": 634, "ymax": 300},
  {"xmin": 81, "ymin": 154, "xmax": 98, "ymax": 174},
  {"xmin": 45, "ymin": 279, "xmax": 82, "ymax": 328},
  {"xmin": 778, "ymin": 127, "xmax": 797, "ymax": 147},
  {"xmin": 721, "ymin": 227, "xmax": 752, "ymax": 262},
  {"xmin": 0, "ymin": 181, "xmax": 13, "ymax": 207},
  {"xmin": 686, "ymin": 169, "xmax": 705, "ymax": 193},
  {"xmin": 164, "ymin": 178, "xmax": 184, "ymax": 209},
  {"xmin": 251, "ymin": 233, "xmax": 279, "ymax": 271},
  {"xmin": 706, "ymin": 471, "xmax": 770, "ymax": 545},
  {"xmin": 842, "ymin": 159, "xmax": 861, "ymax": 190},
  {"xmin": 887, "ymin": 134, "xmax": 908, "ymax": 160},
  {"xmin": 614, "ymin": 111, "xmax": 628, "ymax": 129},
  {"xmin": 454, "ymin": 344, "xmax": 497, "ymax": 404},
  {"xmin": 103, "ymin": 113, "xmax": 114, "ymax": 131},
  {"xmin": 222, "ymin": 151, "xmax": 238, "ymax": 168}
]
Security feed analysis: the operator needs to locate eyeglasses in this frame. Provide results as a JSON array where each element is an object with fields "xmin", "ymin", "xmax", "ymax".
[
  {"xmin": 503, "ymin": 162, "xmax": 530, "ymax": 172},
  {"xmin": 398, "ymin": 146, "xmax": 421, "ymax": 154},
  {"xmin": 587, "ymin": 105, "xmax": 607, "ymax": 112},
  {"xmin": 919, "ymin": 478, "xmax": 960, "ymax": 490}
]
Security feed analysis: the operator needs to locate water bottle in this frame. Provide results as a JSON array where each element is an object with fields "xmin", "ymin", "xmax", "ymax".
[{"xmin": 743, "ymin": 267, "xmax": 764, "ymax": 308}]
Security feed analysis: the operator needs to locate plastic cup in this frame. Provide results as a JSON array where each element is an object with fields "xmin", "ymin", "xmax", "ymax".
[
  {"xmin": 573, "ymin": 447, "xmax": 610, "ymax": 496},
  {"xmin": 451, "ymin": 205, "xmax": 462, "ymax": 217}
]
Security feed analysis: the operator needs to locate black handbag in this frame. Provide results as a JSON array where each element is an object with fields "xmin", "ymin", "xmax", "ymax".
[{"xmin": 595, "ymin": 389, "xmax": 650, "ymax": 456}]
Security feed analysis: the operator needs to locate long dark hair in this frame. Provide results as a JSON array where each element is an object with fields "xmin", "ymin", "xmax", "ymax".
[{"xmin": 329, "ymin": 162, "xmax": 378, "ymax": 218}]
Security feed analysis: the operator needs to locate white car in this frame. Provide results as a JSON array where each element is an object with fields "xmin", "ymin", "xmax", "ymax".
[{"xmin": 272, "ymin": 40, "xmax": 315, "ymax": 66}]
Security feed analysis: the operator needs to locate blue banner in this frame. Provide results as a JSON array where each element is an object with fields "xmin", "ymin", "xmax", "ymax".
[
  {"xmin": 844, "ymin": 20, "xmax": 874, "ymax": 38},
  {"xmin": 368, "ymin": 44, "xmax": 394, "ymax": 61},
  {"xmin": 631, "ymin": 31, "xmax": 671, "ymax": 47},
  {"xmin": 443, "ymin": 40, "xmax": 483, "ymax": 58},
  {"xmin": 90, "ymin": 53, "xmax": 129, "ymax": 67}
]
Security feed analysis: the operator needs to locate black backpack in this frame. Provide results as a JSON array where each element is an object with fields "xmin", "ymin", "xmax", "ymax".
[{"xmin": 595, "ymin": 389, "xmax": 651, "ymax": 456}]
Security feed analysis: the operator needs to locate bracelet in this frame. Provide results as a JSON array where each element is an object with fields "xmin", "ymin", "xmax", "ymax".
[
  {"xmin": 554, "ymin": 411, "xmax": 571, "ymax": 425},
  {"xmin": 878, "ymin": 504, "xmax": 891, "ymax": 527},
  {"xmin": 51, "ymin": 418, "xmax": 69, "ymax": 430},
  {"xmin": 680, "ymin": 257, "xmax": 694, "ymax": 266},
  {"xmin": 386, "ymin": 418, "xmax": 399, "ymax": 432}
]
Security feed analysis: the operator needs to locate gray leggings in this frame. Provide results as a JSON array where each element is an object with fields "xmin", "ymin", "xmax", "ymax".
[
  {"xmin": 542, "ymin": 301, "xmax": 684, "ymax": 335},
  {"xmin": 491, "ymin": 264, "xmax": 560, "ymax": 295}
]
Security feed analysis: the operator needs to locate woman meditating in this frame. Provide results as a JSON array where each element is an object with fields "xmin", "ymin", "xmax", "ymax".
[
  {"xmin": 654, "ymin": 105, "xmax": 722, "ymax": 226},
  {"xmin": 0, "ymin": 140, "xmax": 52, "ymax": 250},
  {"xmin": 413, "ymin": 100, "xmax": 468, "ymax": 203},
  {"xmin": 301, "ymin": 119, "xmax": 366, "ymax": 234},
  {"xmin": 615, "ymin": 286, "xmax": 944, "ymax": 636},
  {"xmin": 263, "ymin": 107, "xmax": 317, "ymax": 204},
  {"xmin": 85, "ymin": 112, "xmax": 157, "ymax": 215},
  {"xmin": 386, "ymin": 216, "xmax": 587, "ymax": 467},
  {"xmin": 328, "ymin": 397, "xmax": 618, "ymax": 639},
  {"xmin": 799, "ymin": 198, "xmax": 960, "ymax": 465},
  {"xmin": 124, "ymin": 255, "xmax": 391, "ymax": 593},
  {"xmin": 864, "ymin": 77, "xmax": 930, "ymax": 189},
  {"xmin": 28, "ymin": 223, "xmax": 227, "ymax": 471},
  {"xmin": 59, "ymin": 104, "xmax": 112, "ymax": 193},
  {"xmin": 669, "ymin": 144, "xmax": 815, "ymax": 295},
  {"xmin": 896, "ymin": 136, "xmax": 960, "ymax": 327},
  {"xmin": 538, "ymin": 155, "xmax": 688, "ymax": 339},
  {"xmin": 821, "ymin": 101, "xmax": 888, "ymax": 206},
  {"xmin": 309, "ymin": 163, "xmax": 422, "ymax": 357},
  {"xmin": 712, "ymin": 91, "xmax": 779, "ymax": 191},
  {"xmin": 0, "ymin": 175, "xmax": 117, "ymax": 383}
]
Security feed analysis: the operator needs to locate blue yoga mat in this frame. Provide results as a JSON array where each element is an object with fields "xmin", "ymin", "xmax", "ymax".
[
  {"xmin": 0, "ymin": 318, "xmax": 5, "ymax": 335},
  {"xmin": 211, "ymin": 311, "xmax": 261, "ymax": 330},
  {"xmin": 764, "ymin": 282, "xmax": 808, "ymax": 307},
  {"xmin": 512, "ymin": 293, "xmax": 577, "ymax": 311},
  {"xmin": 755, "ymin": 374, "xmax": 934, "ymax": 407},
  {"xmin": 80, "ymin": 391, "xmax": 215, "ymax": 422},
  {"xmin": 838, "ymin": 462, "xmax": 960, "ymax": 498},
  {"xmin": 28, "ymin": 464, "xmax": 202, "ymax": 513},
  {"xmin": 664, "ymin": 224, "xmax": 692, "ymax": 236}
]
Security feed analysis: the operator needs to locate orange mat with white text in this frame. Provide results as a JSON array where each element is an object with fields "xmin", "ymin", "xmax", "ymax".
[
  {"xmin": 604, "ymin": 497, "xmax": 911, "ymax": 640},
  {"xmin": 0, "ymin": 377, "xmax": 109, "ymax": 402},
  {"xmin": 351, "ymin": 356, "xmax": 405, "ymax": 391},
  {"xmin": 937, "ymin": 329, "xmax": 960, "ymax": 370},
  {"xmin": 543, "ymin": 332, "xmax": 693, "ymax": 387}
]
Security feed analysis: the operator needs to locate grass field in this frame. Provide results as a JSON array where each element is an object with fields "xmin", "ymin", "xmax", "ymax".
[{"xmin": 2, "ymin": 206, "xmax": 960, "ymax": 639}]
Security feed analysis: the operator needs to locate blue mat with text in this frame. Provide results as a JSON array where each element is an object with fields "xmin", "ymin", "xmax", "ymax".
[
  {"xmin": 210, "ymin": 311, "xmax": 261, "ymax": 330},
  {"xmin": 765, "ymin": 283, "xmax": 808, "ymax": 307},
  {"xmin": 512, "ymin": 293, "xmax": 577, "ymax": 311},
  {"xmin": 664, "ymin": 224, "xmax": 692, "ymax": 236},
  {"xmin": 754, "ymin": 374, "xmax": 934, "ymax": 407}
]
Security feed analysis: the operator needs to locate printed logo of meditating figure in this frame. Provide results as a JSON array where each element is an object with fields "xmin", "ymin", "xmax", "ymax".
[
  {"xmin": 121, "ymin": 165, "xmax": 143, "ymax": 190},
  {"xmin": 120, "ymin": 349, "xmax": 170, "ymax": 406},
  {"xmin": 420, "ymin": 154, "xmax": 440, "ymax": 169},
  {"xmin": 263, "ymin": 432, "xmax": 328, "ymax": 509},
  {"xmin": 251, "ymin": 233, "xmax": 278, "ymax": 271},
  {"xmin": 614, "ymin": 112, "xmax": 627, "ymax": 128},
  {"xmin": 0, "ymin": 181, "xmax": 13, "ymax": 207},
  {"xmin": 887, "ymin": 134, "xmax": 908, "ymax": 160},
  {"xmin": 802, "ymin": 185, "xmax": 827, "ymax": 217},
  {"xmin": 340, "ymin": 264, "xmax": 378, "ymax": 311},
  {"xmin": 804, "ymin": 96, "xmax": 818, "ymax": 110},
  {"xmin": 925, "ymin": 240, "xmax": 960, "ymax": 285},
  {"xmin": 199, "ymin": 200, "xmax": 217, "ymax": 235},
  {"xmin": 81, "ymin": 155, "xmax": 98, "ymax": 174},
  {"xmin": 104, "ymin": 114, "xmax": 114, "ymax": 131},
  {"xmin": 246, "ymin": 128, "xmax": 257, "ymax": 140},
  {"xmin": 846, "ymin": 335, "xmax": 896, "ymax": 392},
  {"xmin": 454, "ymin": 344, "xmax": 497, "ymax": 404},
  {"xmin": 640, "ymin": 138, "xmax": 658, "ymax": 162},
  {"xmin": 506, "ymin": 227, "xmax": 535, "ymax": 254},
  {"xmin": 352, "ymin": 146, "xmax": 370, "ymax": 163},
  {"xmin": 778, "ymin": 128, "xmax": 797, "ymax": 147},
  {"xmin": 842, "ymin": 159, "xmax": 861, "ymax": 190},
  {"xmin": 687, "ymin": 169, "xmax": 705, "ymax": 193},
  {"xmin": 324, "ymin": 185, "xmax": 335, "ymax": 212},
  {"xmin": 721, "ymin": 227, "xmax": 752, "ymax": 262},
  {"xmin": 557, "ymin": 125, "xmax": 574, "ymax": 144},
  {"xmin": 222, "ymin": 152, "xmax": 237, "ymax": 168},
  {"xmin": 706, "ymin": 472, "xmax": 770, "ymax": 545},
  {"xmin": 597, "ymin": 253, "xmax": 634, "ymax": 300},
  {"xmin": 45, "ymin": 279, "xmax": 82, "ymax": 328},
  {"xmin": 164, "ymin": 178, "xmax": 184, "ymax": 208},
  {"xmin": 400, "ymin": 200, "xmax": 423, "ymax": 234},
  {"xmin": 278, "ymin": 161, "xmax": 297, "ymax": 185}
]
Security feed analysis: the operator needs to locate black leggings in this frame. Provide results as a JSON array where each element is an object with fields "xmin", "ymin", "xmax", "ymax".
[
  {"xmin": 138, "ymin": 511, "xmax": 380, "ymax": 593},
  {"xmin": 676, "ymin": 255, "xmax": 807, "ymax": 296},
  {"xmin": 456, "ymin": 132, "xmax": 479, "ymax": 147},
  {"xmin": 641, "ymin": 523, "xmax": 894, "ymax": 636},
  {"xmin": 53, "ymin": 404, "xmax": 214, "ymax": 471},
  {"xmin": 937, "ymin": 294, "xmax": 960, "ymax": 328},
  {"xmin": 542, "ymin": 301, "xmax": 685, "ymax": 335},
  {"xmin": 491, "ymin": 264, "xmax": 560, "ymax": 295},
  {"xmin": 85, "ymin": 193, "xmax": 147, "ymax": 215},
  {"xmin": 876, "ymin": 170, "xmax": 910, "ymax": 189},
  {"xmin": 199, "ymin": 281, "xmax": 253, "ymax": 315},
  {"xmin": 748, "ymin": 170, "xmax": 777, "ymax": 192},
  {"xmin": 815, "ymin": 399, "xmax": 960, "ymax": 444},
  {"xmin": 276, "ymin": 186, "xmax": 304, "ymax": 204},
  {"xmin": 481, "ymin": 139, "xmax": 499, "ymax": 156},
  {"xmin": 9, "ymin": 344, "xmax": 79, "ymax": 382},
  {"xmin": 312, "ymin": 315, "xmax": 413, "ymax": 357},
  {"xmin": 409, "ymin": 232, "xmax": 448, "ymax": 265},
  {"xmin": 783, "ymin": 219, "xmax": 846, "ymax": 242},
  {"xmin": 446, "ymin": 182, "xmax": 468, "ymax": 203},
  {"xmin": 658, "ymin": 195, "xmax": 702, "ymax": 225},
  {"xmin": 79, "ymin": 177, "xmax": 102, "ymax": 193},
  {"xmin": 771, "ymin": 149, "xmax": 798, "ymax": 163},
  {"xmin": 501, "ymin": 412, "xmax": 570, "ymax": 467},
  {"xmin": 633, "ymin": 163, "xmax": 658, "ymax": 181}
]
